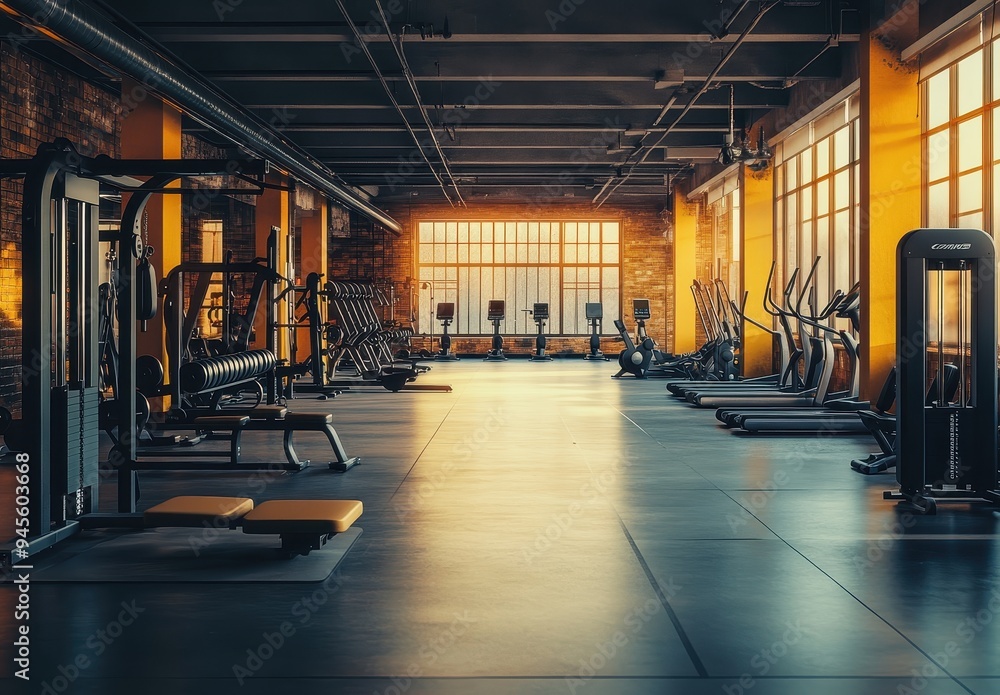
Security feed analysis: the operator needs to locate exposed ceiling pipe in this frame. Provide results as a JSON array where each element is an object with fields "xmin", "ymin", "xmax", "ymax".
[
  {"xmin": 373, "ymin": 0, "xmax": 465, "ymax": 206},
  {"xmin": 0, "ymin": 0, "xmax": 401, "ymax": 233},
  {"xmin": 593, "ymin": 0, "xmax": 781, "ymax": 207},
  {"xmin": 332, "ymin": 0, "xmax": 459, "ymax": 208}
]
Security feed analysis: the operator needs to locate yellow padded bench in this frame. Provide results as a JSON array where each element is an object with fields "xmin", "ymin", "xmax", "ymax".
[
  {"xmin": 144, "ymin": 496, "xmax": 254, "ymax": 528},
  {"xmin": 242, "ymin": 500, "xmax": 363, "ymax": 534},
  {"xmin": 141, "ymin": 496, "xmax": 363, "ymax": 557}
]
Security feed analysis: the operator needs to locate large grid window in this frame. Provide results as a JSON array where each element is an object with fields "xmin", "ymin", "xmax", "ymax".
[
  {"xmin": 921, "ymin": 41, "xmax": 997, "ymax": 231},
  {"xmin": 775, "ymin": 95, "xmax": 861, "ymax": 317},
  {"xmin": 416, "ymin": 221, "xmax": 621, "ymax": 335}
]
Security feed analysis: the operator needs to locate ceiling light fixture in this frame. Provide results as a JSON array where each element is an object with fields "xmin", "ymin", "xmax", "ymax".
[{"xmin": 718, "ymin": 84, "xmax": 744, "ymax": 166}]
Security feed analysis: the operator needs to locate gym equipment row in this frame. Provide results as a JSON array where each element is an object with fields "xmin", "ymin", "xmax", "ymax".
[
  {"xmin": 613, "ymin": 283, "xmax": 739, "ymax": 380},
  {"xmin": 322, "ymin": 282, "xmax": 451, "ymax": 392},
  {"xmin": 424, "ymin": 299, "xmax": 610, "ymax": 361},
  {"xmin": 663, "ymin": 256, "xmax": 870, "ymax": 434},
  {"xmin": 0, "ymin": 140, "xmax": 364, "ymax": 569}
]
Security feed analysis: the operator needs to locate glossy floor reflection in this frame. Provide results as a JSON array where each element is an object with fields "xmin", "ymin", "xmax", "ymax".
[{"xmin": 1, "ymin": 359, "xmax": 999, "ymax": 694}]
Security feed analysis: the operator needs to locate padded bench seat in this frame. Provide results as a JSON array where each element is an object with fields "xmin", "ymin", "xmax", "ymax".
[
  {"xmin": 139, "ymin": 496, "xmax": 363, "ymax": 557},
  {"xmin": 144, "ymin": 495, "xmax": 254, "ymax": 528},
  {"xmin": 242, "ymin": 499, "xmax": 363, "ymax": 535}
]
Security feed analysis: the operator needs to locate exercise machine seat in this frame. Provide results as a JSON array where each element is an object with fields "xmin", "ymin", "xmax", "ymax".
[
  {"xmin": 241, "ymin": 499, "xmax": 363, "ymax": 535},
  {"xmin": 283, "ymin": 412, "xmax": 334, "ymax": 426},
  {"xmin": 144, "ymin": 496, "xmax": 254, "ymax": 527}
]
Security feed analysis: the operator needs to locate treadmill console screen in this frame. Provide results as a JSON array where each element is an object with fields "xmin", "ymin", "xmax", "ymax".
[
  {"xmin": 585, "ymin": 303, "xmax": 603, "ymax": 320},
  {"xmin": 487, "ymin": 300, "xmax": 506, "ymax": 321},
  {"xmin": 633, "ymin": 299, "xmax": 651, "ymax": 320},
  {"xmin": 532, "ymin": 303, "xmax": 549, "ymax": 320},
  {"xmin": 436, "ymin": 302, "xmax": 455, "ymax": 321}
]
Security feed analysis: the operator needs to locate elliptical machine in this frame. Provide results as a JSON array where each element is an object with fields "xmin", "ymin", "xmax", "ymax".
[
  {"xmin": 484, "ymin": 300, "xmax": 507, "ymax": 361},
  {"xmin": 583, "ymin": 303, "xmax": 609, "ymax": 361},
  {"xmin": 612, "ymin": 318, "xmax": 654, "ymax": 378},
  {"xmin": 527, "ymin": 303, "xmax": 552, "ymax": 361},
  {"xmin": 434, "ymin": 302, "xmax": 460, "ymax": 361}
]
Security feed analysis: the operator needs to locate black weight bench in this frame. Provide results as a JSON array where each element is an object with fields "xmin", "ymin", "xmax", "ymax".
[{"xmin": 244, "ymin": 412, "xmax": 361, "ymax": 472}]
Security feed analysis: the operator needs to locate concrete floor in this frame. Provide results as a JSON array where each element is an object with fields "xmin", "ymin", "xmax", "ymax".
[{"xmin": 2, "ymin": 359, "xmax": 999, "ymax": 694}]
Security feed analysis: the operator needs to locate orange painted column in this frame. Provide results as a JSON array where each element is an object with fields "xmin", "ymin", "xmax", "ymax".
[
  {"xmin": 859, "ymin": 3, "xmax": 921, "ymax": 399},
  {"xmin": 254, "ymin": 185, "xmax": 291, "ymax": 360},
  {"xmin": 740, "ymin": 164, "xmax": 775, "ymax": 377},
  {"xmin": 120, "ymin": 81, "xmax": 181, "ymax": 409},
  {"xmin": 672, "ymin": 185, "xmax": 697, "ymax": 354}
]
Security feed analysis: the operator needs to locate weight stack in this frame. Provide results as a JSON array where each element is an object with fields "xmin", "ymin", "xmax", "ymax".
[{"xmin": 51, "ymin": 386, "xmax": 101, "ymax": 498}]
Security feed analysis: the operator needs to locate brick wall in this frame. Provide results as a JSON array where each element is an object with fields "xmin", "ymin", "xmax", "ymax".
[
  {"xmin": 327, "ymin": 201, "xmax": 672, "ymax": 356},
  {"xmin": 0, "ymin": 43, "xmax": 121, "ymax": 416}
]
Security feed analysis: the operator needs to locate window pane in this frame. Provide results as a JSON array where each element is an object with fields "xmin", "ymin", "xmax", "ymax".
[
  {"xmin": 834, "ymin": 210, "xmax": 851, "ymax": 293},
  {"xmin": 833, "ymin": 127, "xmax": 850, "ymax": 170},
  {"xmin": 957, "ymin": 170, "xmax": 982, "ymax": 214},
  {"xmin": 787, "ymin": 156, "xmax": 798, "ymax": 189},
  {"xmin": 800, "ymin": 148, "xmax": 813, "ymax": 182},
  {"xmin": 604, "ymin": 222, "xmax": 620, "ymax": 243},
  {"xmin": 993, "ymin": 163, "xmax": 1000, "ymax": 231},
  {"xmin": 603, "ymin": 244, "xmax": 619, "ymax": 263},
  {"xmin": 926, "ymin": 70, "xmax": 950, "ymax": 129},
  {"xmin": 565, "ymin": 222, "xmax": 577, "ymax": 243},
  {"xmin": 957, "ymin": 50, "xmax": 984, "ymax": 116},
  {"xmin": 800, "ymin": 186, "xmax": 813, "ymax": 221},
  {"xmin": 927, "ymin": 181, "xmax": 950, "ymax": 227},
  {"xmin": 434, "ymin": 222, "xmax": 446, "ymax": 243},
  {"xmin": 816, "ymin": 179, "xmax": 830, "ymax": 217},
  {"xmin": 419, "ymin": 222, "xmax": 433, "ymax": 242},
  {"xmin": 958, "ymin": 211, "xmax": 983, "ymax": 228},
  {"xmin": 816, "ymin": 138, "xmax": 830, "ymax": 178},
  {"xmin": 927, "ymin": 130, "xmax": 951, "ymax": 181},
  {"xmin": 957, "ymin": 116, "xmax": 983, "ymax": 171},
  {"xmin": 834, "ymin": 170, "xmax": 850, "ymax": 210},
  {"xmin": 565, "ymin": 245, "xmax": 577, "ymax": 263}
]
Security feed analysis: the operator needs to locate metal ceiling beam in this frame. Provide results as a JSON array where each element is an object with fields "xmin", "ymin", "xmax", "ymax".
[
  {"xmin": 142, "ymin": 29, "xmax": 860, "ymax": 44},
  {"xmin": 186, "ymin": 123, "xmax": 729, "ymax": 134},
  {"xmin": 204, "ymin": 71, "xmax": 834, "ymax": 83}
]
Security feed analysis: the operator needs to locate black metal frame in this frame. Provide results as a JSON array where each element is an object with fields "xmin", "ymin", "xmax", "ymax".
[
  {"xmin": 1, "ymin": 141, "xmax": 270, "ymax": 568},
  {"xmin": 886, "ymin": 228, "xmax": 1000, "ymax": 514}
]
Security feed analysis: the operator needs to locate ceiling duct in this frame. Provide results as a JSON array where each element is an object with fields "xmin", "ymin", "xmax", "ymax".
[{"xmin": 0, "ymin": 0, "xmax": 401, "ymax": 233}]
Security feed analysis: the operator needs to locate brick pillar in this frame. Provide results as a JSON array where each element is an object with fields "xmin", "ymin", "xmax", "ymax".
[{"xmin": 672, "ymin": 185, "xmax": 698, "ymax": 353}]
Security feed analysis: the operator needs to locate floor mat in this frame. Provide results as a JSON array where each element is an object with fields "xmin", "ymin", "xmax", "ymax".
[{"xmin": 17, "ymin": 526, "xmax": 362, "ymax": 583}]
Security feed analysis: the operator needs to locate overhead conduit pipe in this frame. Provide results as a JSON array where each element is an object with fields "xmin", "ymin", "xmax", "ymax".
[{"xmin": 0, "ymin": 0, "xmax": 402, "ymax": 234}]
